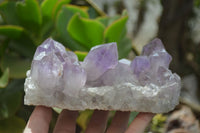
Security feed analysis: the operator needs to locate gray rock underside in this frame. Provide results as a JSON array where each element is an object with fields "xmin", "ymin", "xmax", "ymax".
[{"xmin": 24, "ymin": 70, "xmax": 180, "ymax": 113}]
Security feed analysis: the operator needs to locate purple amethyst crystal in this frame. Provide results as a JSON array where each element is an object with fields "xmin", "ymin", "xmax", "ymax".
[
  {"xmin": 82, "ymin": 42, "xmax": 118, "ymax": 81},
  {"xmin": 31, "ymin": 38, "xmax": 66, "ymax": 90},
  {"xmin": 24, "ymin": 38, "xmax": 181, "ymax": 113},
  {"xmin": 63, "ymin": 61, "xmax": 86, "ymax": 97},
  {"xmin": 142, "ymin": 38, "xmax": 172, "ymax": 68},
  {"xmin": 130, "ymin": 38, "xmax": 175, "ymax": 86},
  {"xmin": 130, "ymin": 56, "xmax": 150, "ymax": 77},
  {"xmin": 30, "ymin": 38, "xmax": 86, "ymax": 96},
  {"xmin": 101, "ymin": 59, "xmax": 135, "ymax": 86},
  {"xmin": 142, "ymin": 38, "xmax": 164, "ymax": 56},
  {"xmin": 33, "ymin": 38, "xmax": 67, "ymax": 62}
]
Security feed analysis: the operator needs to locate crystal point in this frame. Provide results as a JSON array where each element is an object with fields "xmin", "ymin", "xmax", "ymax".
[
  {"xmin": 31, "ymin": 53, "xmax": 63, "ymax": 91},
  {"xmin": 142, "ymin": 38, "xmax": 164, "ymax": 56},
  {"xmin": 130, "ymin": 56, "xmax": 150, "ymax": 77},
  {"xmin": 30, "ymin": 38, "xmax": 85, "ymax": 97},
  {"xmin": 63, "ymin": 62, "xmax": 86, "ymax": 97},
  {"xmin": 82, "ymin": 42, "xmax": 118, "ymax": 81},
  {"xmin": 131, "ymin": 38, "xmax": 174, "ymax": 86},
  {"xmin": 102, "ymin": 59, "xmax": 135, "ymax": 86},
  {"xmin": 33, "ymin": 38, "xmax": 67, "ymax": 62},
  {"xmin": 142, "ymin": 38, "xmax": 172, "ymax": 68}
]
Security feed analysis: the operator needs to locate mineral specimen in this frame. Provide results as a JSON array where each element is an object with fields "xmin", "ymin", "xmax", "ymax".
[
  {"xmin": 81, "ymin": 42, "xmax": 118, "ymax": 81},
  {"xmin": 24, "ymin": 38, "xmax": 181, "ymax": 113}
]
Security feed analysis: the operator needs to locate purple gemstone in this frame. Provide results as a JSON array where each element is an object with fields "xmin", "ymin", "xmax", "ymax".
[
  {"xmin": 142, "ymin": 38, "xmax": 172, "ymax": 68},
  {"xmin": 142, "ymin": 38, "xmax": 164, "ymax": 56},
  {"xmin": 31, "ymin": 53, "xmax": 63, "ymax": 90},
  {"xmin": 31, "ymin": 38, "xmax": 85, "ymax": 96},
  {"xmin": 33, "ymin": 38, "xmax": 68, "ymax": 62},
  {"xmin": 156, "ymin": 66, "xmax": 172, "ymax": 85},
  {"xmin": 102, "ymin": 59, "xmax": 135, "ymax": 86},
  {"xmin": 130, "ymin": 56, "xmax": 151, "ymax": 77},
  {"xmin": 64, "ymin": 51, "xmax": 78, "ymax": 63},
  {"xmin": 63, "ymin": 62, "xmax": 86, "ymax": 97},
  {"xmin": 82, "ymin": 42, "xmax": 118, "ymax": 81},
  {"xmin": 130, "ymin": 38, "xmax": 174, "ymax": 86},
  {"xmin": 149, "ymin": 52, "xmax": 172, "ymax": 69}
]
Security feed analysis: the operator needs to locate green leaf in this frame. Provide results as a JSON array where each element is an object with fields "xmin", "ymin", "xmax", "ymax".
[
  {"xmin": 52, "ymin": 0, "xmax": 71, "ymax": 18},
  {"xmin": 8, "ymin": 37, "xmax": 36, "ymax": 58},
  {"xmin": 0, "ymin": 68, "xmax": 9, "ymax": 88},
  {"xmin": 0, "ymin": 25, "xmax": 24, "ymax": 39},
  {"xmin": 104, "ymin": 15, "xmax": 128, "ymax": 43},
  {"xmin": 53, "ymin": 107, "xmax": 62, "ymax": 114},
  {"xmin": 68, "ymin": 14, "xmax": 105, "ymax": 49},
  {"xmin": 118, "ymin": 37, "xmax": 132, "ymax": 59},
  {"xmin": 41, "ymin": 0, "xmax": 58, "ymax": 19},
  {"xmin": 0, "ymin": 116, "xmax": 26, "ymax": 133},
  {"xmin": 88, "ymin": 6, "xmax": 99, "ymax": 19},
  {"xmin": 1, "ymin": 55, "xmax": 31, "ymax": 79},
  {"xmin": 0, "ymin": 25, "xmax": 36, "ymax": 57},
  {"xmin": 77, "ymin": 110, "xmax": 93, "ymax": 131},
  {"xmin": 75, "ymin": 51, "xmax": 88, "ymax": 61},
  {"xmin": 16, "ymin": 0, "xmax": 42, "ymax": 30},
  {"xmin": 38, "ymin": 0, "xmax": 63, "ymax": 42},
  {"xmin": 42, "ymin": 0, "xmax": 71, "ymax": 19},
  {"xmin": 96, "ymin": 15, "xmax": 120, "ymax": 27},
  {"xmin": 0, "ymin": 79, "xmax": 24, "ymax": 120},
  {"xmin": 128, "ymin": 112, "xmax": 139, "ymax": 125},
  {"xmin": 0, "ymin": 1, "xmax": 19, "ymax": 25},
  {"xmin": 0, "ymin": 39, "xmax": 9, "ymax": 58},
  {"xmin": 55, "ymin": 5, "xmax": 89, "ymax": 51}
]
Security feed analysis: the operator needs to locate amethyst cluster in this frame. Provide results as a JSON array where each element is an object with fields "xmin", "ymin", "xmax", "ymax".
[{"xmin": 24, "ymin": 38, "xmax": 181, "ymax": 113}]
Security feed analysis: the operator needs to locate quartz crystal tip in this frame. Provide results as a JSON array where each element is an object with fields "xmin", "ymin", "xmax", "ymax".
[
  {"xmin": 130, "ymin": 38, "xmax": 178, "ymax": 86},
  {"xmin": 30, "ymin": 38, "xmax": 86, "ymax": 97},
  {"xmin": 82, "ymin": 42, "xmax": 118, "ymax": 81},
  {"xmin": 142, "ymin": 38, "xmax": 164, "ymax": 56},
  {"xmin": 142, "ymin": 38, "xmax": 172, "ymax": 67},
  {"xmin": 33, "ymin": 38, "xmax": 67, "ymax": 61}
]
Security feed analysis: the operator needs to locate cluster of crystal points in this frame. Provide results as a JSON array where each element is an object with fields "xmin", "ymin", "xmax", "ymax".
[{"xmin": 24, "ymin": 38, "xmax": 181, "ymax": 113}]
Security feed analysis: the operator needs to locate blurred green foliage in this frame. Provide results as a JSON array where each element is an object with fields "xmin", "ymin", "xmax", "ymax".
[
  {"xmin": 0, "ymin": 0, "xmax": 132, "ymax": 132},
  {"xmin": 150, "ymin": 114, "xmax": 167, "ymax": 133}
]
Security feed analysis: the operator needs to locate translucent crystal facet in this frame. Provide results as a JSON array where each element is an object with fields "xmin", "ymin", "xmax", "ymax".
[
  {"xmin": 30, "ymin": 38, "xmax": 86, "ymax": 97},
  {"xmin": 63, "ymin": 62, "xmax": 86, "ymax": 97},
  {"xmin": 142, "ymin": 38, "xmax": 172, "ymax": 68},
  {"xmin": 142, "ymin": 38, "xmax": 164, "ymax": 56},
  {"xmin": 33, "ymin": 38, "xmax": 67, "ymax": 62},
  {"xmin": 24, "ymin": 38, "xmax": 181, "ymax": 113},
  {"xmin": 102, "ymin": 59, "xmax": 135, "ymax": 86},
  {"xmin": 130, "ymin": 38, "xmax": 174, "ymax": 86},
  {"xmin": 130, "ymin": 56, "xmax": 150, "ymax": 77},
  {"xmin": 82, "ymin": 42, "xmax": 118, "ymax": 81}
]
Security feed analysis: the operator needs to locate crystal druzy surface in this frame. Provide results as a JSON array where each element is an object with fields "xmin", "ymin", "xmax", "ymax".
[{"xmin": 24, "ymin": 38, "xmax": 181, "ymax": 113}]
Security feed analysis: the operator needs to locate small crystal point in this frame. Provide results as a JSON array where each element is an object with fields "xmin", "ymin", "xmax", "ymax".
[
  {"xmin": 31, "ymin": 38, "xmax": 85, "ymax": 97},
  {"xmin": 142, "ymin": 38, "xmax": 164, "ymax": 56},
  {"xmin": 31, "ymin": 38, "xmax": 66, "ymax": 91},
  {"xmin": 102, "ymin": 59, "xmax": 135, "ymax": 86},
  {"xmin": 82, "ymin": 42, "xmax": 118, "ymax": 81},
  {"xmin": 142, "ymin": 38, "xmax": 172, "ymax": 68},
  {"xmin": 130, "ymin": 56, "xmax": 151, "ymax": 77},
  {"xmin": 64, "ymin": 51, "xmax": 78, "ymax": 63},
  {"xmin": 63, "ymin": 62, "xmax": 86, "ymax": 97},
  {"xmin": 34, "ymin": 38, "xmax": 67, "ymax": 61},
  {"xmin": 31, "ymin": 53, "xmax": 63, "ymax": 91}
]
